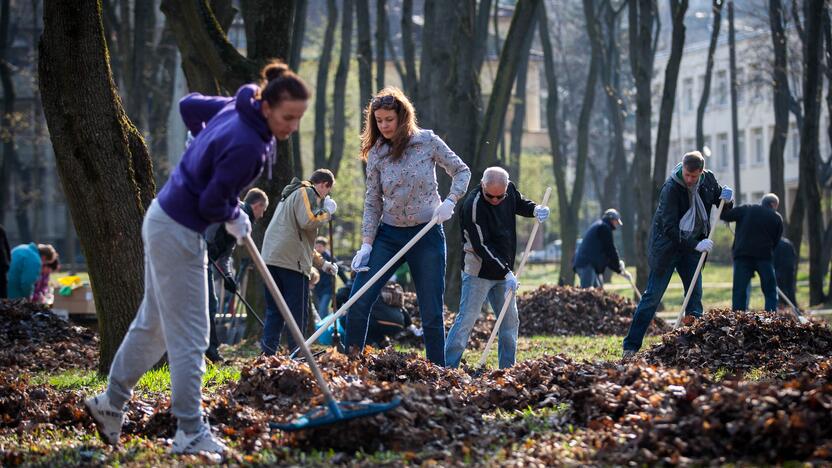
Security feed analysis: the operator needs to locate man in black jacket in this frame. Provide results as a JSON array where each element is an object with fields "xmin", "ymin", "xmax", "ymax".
[
  {"xmin": 623, "ymin": 152, "xmax": 733, "ymax": 357},
  {"xmin": 721, "ymin": 193, "xmax": 783, "ymax": 311},
  {"xmin": 774, "ymin": 236, "xmax": 797, "ymax": 307},
  {"xmin": 204, "ymin": 188, "xmax": 268, "ymax": 362},
  {"xmin": 573, "ymin": 209, "xmax": 625, "ymax": 288},
  {"xmin": 445, "ymin": 167, "xmax": 549, "ymax": 369}
]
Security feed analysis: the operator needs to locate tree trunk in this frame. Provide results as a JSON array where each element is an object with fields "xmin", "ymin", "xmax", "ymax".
[
  {"xmin": 401, "ymin": 0, "xmax": 418, "ymax": 99},
  {"xmin": 161, "ymin": 0, "xmax": 234, "ymax": 95},
  {"xmin": 356, "ymin": 0, "xmax": 373, "ymax": 131},
  {"xmin": 290, "ymin": 0, "xmax": 308, "ymax": 177},
  {"xmin": 556, "ymin": 0, "xmax": 600, "ymax": 286},
  {"xmin": 472, "ymin": 0, "xmax": 494, "ymax": 75},
  {"xmin": 0, "ymin": 0, "xmax": 13, "ymax": 226},
  {"xmin": 769, "ymin": 0, "xmax": 790, "ymax": 220},
  {"xmin": 330, "ymin": 0, "xmax": 354, "ymax": 176},
  {"xmin": 126, "ymin": 0, "xmax": 155, "ymax": 132},
  {"xmin": 652, "ymin": 0, "xmax": 688, "ymax": 211},
  {"xmin": 800, "ymin": 0, "xmax": 825, "ymax": 305},
  {"xmin": 148, "ymin": 24, "xmax": 178, "ymax": 186},
  {"xmin": 419, "ymin": 0, "xmax": 481, "ymax": 307},
  {"xmin": 507, "ymin": 15, "xmax": 536, "ymax": 185},
  {"xmin": 475, "ymin": 0, "xmax": 541, "ymax": 173},
  {"xmin": 314, "ymin": 0, "xmax": 337, "ymax": 169},
  {"xmin": 376, "ymin": 0, "xmax": 387, "ymax": 90},
  {"xmin": 629, "ymin": 0, "xmax": 657, "ymax": 290},
  {"xmin": 40, "ymin": 0, "xmax": 156, "ymax": 373},
  {"xmin": 728, "ymin": 1, "xmax": 741, "ymax": 202},
  {"xmin": 696, "ymin": 0, "xmax": 723, "ymax": 153}
]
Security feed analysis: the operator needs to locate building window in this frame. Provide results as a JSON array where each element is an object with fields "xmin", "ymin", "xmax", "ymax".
[
  {"xmin": 683, "ymin": 77, "xmax": 694, "ymax": 112},
  {"xmin": 717, "ymin": 132, "xmax": 729, "ymax": 169},
  {"xmin": 717, "ymin": 70, "xmax": 728, "ymax": 106},
  {"xmin": 752, "ymin": 127, "xmax": 764, "ymax": 165},
  {"xmin": 737, "ymin": 130, "xmax": 746, "ymax": 167}
]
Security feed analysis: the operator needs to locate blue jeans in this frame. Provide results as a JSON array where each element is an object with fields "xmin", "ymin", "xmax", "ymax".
[
  {"xmin": 315, "ymin": 291, "xmax": 333, "ymax": 317},
  {"xmin": 623, "ymin": 250, "xmax": 703, "ymax": 352},
  {"xmin": 732, "ymin": 257, "xmax": 778, "ymax": 311},
  {"xmin": 445, "ymin": 272, "xmax": 519, "ymax": 369},
  {"xmin": 261, "ymin": 265, "xmax": 308, "ymax": 355},
  {"xmin": 576, "ymin": 265, "xmax": 602, "ymax": 288},
  {"xmin": 345, "ymin": 223, "xmax": 447, "ymax": 365}
]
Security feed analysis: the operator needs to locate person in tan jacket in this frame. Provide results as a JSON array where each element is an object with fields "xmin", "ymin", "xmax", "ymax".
[{"xmin": 260, "ymin": 169, "xmax": 338, "ymax": 354}]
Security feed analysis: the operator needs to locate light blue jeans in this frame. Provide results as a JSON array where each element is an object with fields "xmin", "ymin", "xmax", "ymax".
[{"xmin": 445, "ymin": 272, "xmax": 519, "ymax": 369}]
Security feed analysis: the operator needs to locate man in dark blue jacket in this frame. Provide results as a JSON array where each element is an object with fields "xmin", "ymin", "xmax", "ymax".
[
  {"xmin": 573, "ymin": 209, "xmax": 624, "ymax": 288},
  {"xmin": 774, "ymin": 236, "xmax": 797, "ymax": 307},
  {"xmin": 312, "ymin": 236, "xmax": 349, "ymax": 317},
  {"xmin": 623, "ymin": 152, "xmax": 733, "ymax": 357},
  {"xmin": 721, "ymin": 193, "xmax": 783, "ymax": 311}
]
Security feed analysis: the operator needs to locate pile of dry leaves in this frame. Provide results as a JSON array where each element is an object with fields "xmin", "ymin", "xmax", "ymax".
[
  {"xmin": 642, "ymin": 309, "xmax": 832, "ymax": 377},
  {"xmin": 399, "ymin": 292, "xmax": 494, "ymax": 349},
  {"xmin": 0, "ymin": 300, "xmax": 98, "ymax": 372},
  {"xmin": 517, "ymin": 285, "xmax": 668, "ymax": 336}
]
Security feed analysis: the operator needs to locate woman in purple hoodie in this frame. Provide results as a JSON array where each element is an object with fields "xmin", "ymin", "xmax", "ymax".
[{"xmin": 85, "ymin": 61, "xmax": 309, "ymax": 458}]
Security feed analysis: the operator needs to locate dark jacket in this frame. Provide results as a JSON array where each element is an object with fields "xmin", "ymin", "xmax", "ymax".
[
  {"xmin": 573, "ymin": 219, "xmax": 622, "ymax": 274},
  {"xmin": 0, "ymin": 224, "xmax": 9, "ymax": 298},
  {"xmin": 205, "ymin": 202, "xmax": 253, "ymax": 274},
  {"xmin": 459, "ymin": 182, "xmax": 537, "ymax": 280},
  {"xmin": 720, "ymin": 204, "xmax": 783, "ymax": 260},
  {"xmin": 648, "ymin": 168, "xmax": 728, "ymax": 271},
  {"xmin": 773, "ymin": 237, "xmax": 797, "ymax": 277},
  {"xmin": 313, "ymin": 250, "xmax": 349, "ymax": 295}
]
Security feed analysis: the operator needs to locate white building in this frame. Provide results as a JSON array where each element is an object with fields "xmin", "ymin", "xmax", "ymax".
[{"xmin": 653, "ymin": 27, "xmax": 830, "ymax": 212}]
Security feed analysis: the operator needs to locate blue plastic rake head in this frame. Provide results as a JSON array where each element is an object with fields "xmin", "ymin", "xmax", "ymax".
[{"xmin": 269, "ymin": 396, "xmax": 402, "ymax": 432}]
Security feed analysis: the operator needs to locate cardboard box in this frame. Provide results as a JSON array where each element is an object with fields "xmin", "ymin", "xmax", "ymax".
[{"xmin": 52, "ymin": 284, "xmax": 96, "ymax": 316}]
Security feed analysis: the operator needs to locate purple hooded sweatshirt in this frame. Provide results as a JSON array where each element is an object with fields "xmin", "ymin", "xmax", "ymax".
[{"xmin": 157, "ymin": 84, "xmax": 274, "ymax": 233}]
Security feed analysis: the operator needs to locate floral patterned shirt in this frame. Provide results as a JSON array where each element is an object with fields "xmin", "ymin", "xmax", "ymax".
[{"xmin": 362, "ymin": 129, "xmax": 471, "ymax": 242}]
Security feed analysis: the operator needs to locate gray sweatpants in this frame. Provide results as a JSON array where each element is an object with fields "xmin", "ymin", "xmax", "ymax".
[{"xmin": 106, "ymin": 200, "xmax": 209, "ymax": 433}]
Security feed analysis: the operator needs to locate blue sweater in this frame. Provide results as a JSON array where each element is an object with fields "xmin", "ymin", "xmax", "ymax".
[
  {"xmin": 7, "ymin": 243, "xmax": 42, "ymax": 300},
  {"xmin": 157, "ymin": 84, "xmax": 273, "ymax": 233}
]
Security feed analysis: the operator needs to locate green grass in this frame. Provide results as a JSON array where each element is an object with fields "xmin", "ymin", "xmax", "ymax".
[
  {"xmin": 31, "ymin": 363, "xmax": 240, "ymax": 395},
  {"xmin": 398, "ymin": 334, "xmax": 662, "ymax": 369}
]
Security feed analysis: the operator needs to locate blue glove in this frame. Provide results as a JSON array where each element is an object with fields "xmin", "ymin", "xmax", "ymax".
[
  {"xmin": 534, "ymin": 205, "xmax": 550, "ymax": 223},
  {"xmin": 504, "ymin": 271, "xmax": 519, "ymax": 293},
  {"xmin": 720, "ymin": 186, "xmax": 734, "ymax": 202}
]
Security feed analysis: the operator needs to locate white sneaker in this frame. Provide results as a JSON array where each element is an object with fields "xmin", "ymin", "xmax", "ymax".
[
  {"xmin": 172, "ymin": 424, "xmax": 227, "ymax": 459},
  {"xmin": 84, "ymin": 393, "xmax": 125, "ymax": 445}
]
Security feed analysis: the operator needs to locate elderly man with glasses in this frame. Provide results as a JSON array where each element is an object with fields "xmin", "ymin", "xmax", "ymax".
[{"xmin": 444, "ymin": 166, "xmax": 549, "ymax": 369}]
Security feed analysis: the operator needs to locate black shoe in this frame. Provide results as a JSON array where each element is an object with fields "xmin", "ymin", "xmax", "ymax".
[{"xmin": 205, "ymin": 349, "xmax": 223, "ymax": 363}]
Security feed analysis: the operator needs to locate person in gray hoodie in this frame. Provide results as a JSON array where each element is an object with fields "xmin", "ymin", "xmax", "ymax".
[{"xmin": 622, "ymin": 151, "xmax": 733, "ymax": 357}]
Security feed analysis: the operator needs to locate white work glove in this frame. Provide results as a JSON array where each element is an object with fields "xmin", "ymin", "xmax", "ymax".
[
  {"xmin": 322, "ymin": 261, "xmax": 338, "ymax": 276},
  {"xmin": 695, "ymin": 239, "xmax": 714, "ymax": 253},
  {"xmin": 323, "ymin": 196, "xmax": 337, "ymax": 215},
  {"xmin": 433, "ymin": 198, "xmax": 456, "ymax": 223},
  {"xmin": 224, "ymin": 210, "xmax": 251, "ymax": 244},
  {"xmin": 534, "ymin": 205, "xmax": 550, "ymax": 223},
  {"xmin": 351, "ymin": 243, "xmax": 373, "ymax": 272},
  {"xmin": 504, "ymin": 271, "xmax": 519, "ymax": 293},
  {"xmin": 720, "ymin": 186, "xmax": 734, "ymax": 202},
  {"xmin": 618, "ymin": 260, "xmax": 626, "ymax": 274}
]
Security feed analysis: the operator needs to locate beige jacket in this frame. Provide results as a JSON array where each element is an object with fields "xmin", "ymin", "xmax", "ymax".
[{"xmin": 261, "ymin": 179, "xmax": 328, "ymax": 276}]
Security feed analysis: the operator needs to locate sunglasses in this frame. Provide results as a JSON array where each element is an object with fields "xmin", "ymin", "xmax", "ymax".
[
  {"xmin": 371, "ymin": 95, "xmax": 398, "ymax": 110},
  {"xmin": 484, "ymin": 191, "xmax": 507, "ymax": 201}
]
